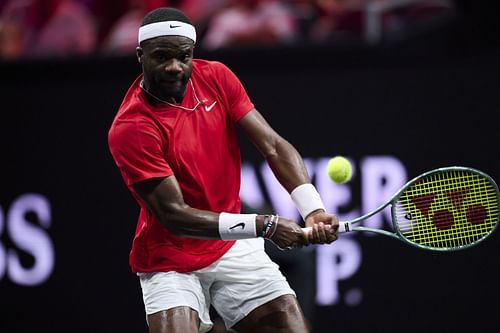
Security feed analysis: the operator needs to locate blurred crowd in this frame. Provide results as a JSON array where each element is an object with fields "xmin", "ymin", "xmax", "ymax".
[{"xmin": 0, "ymin": 0, "xmax": 454, "ymax": 59}]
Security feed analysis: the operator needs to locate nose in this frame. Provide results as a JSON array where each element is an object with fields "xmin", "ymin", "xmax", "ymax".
[{"xmin": 165, "ymin": 59, "xmax": 182, "ymax": 74}]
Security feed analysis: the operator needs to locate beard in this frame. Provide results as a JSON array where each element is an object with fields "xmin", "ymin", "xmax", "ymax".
[
  {"xmin": 158, "ymin": 75, "xmax": 189, "ymax": 101},
  {"xmin": 143, "ymin": 66, "xmax": 191, "ymax": 103}
]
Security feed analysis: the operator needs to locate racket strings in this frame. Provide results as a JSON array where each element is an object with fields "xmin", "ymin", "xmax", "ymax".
[
  {"xmin": 394, "ymin": 169, "xmax": 499, "ymax": 250},
  {"xmin": 408, "ymin": 179, "xmax": 498, "ymax": 248}
]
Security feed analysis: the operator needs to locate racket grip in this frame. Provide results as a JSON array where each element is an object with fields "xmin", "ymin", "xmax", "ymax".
[{"xmin": 301, "ymin": 221, "xmax": 351, "ymax": 234}]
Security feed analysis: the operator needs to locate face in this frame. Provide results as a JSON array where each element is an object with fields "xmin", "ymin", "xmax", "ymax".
[{"xmin": 137, "ymin": 36, "xmax": 194, "ymax": 102}]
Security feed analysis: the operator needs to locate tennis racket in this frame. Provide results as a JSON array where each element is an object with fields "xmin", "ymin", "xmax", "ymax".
[{"xmin": 303, "ymin": 166, "xmax": 500, "ymax": 251}]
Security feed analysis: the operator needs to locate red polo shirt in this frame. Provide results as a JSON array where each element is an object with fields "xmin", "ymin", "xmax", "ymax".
[{"xmin": 108, "ymin": 59, "xmax": 254, "ymax": 272}]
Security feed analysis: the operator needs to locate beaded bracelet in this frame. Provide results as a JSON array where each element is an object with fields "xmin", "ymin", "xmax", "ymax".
[{"xmin": 262, "ymin": 214, "xmax": 279, "ymax": 239}]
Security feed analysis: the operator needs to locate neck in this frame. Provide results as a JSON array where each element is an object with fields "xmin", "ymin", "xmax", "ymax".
[{"xmin": 140, "ymin": 78, "xmax": 201, "ymax": 112}]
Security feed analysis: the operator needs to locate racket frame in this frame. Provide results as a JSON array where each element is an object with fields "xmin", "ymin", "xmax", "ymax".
[{"xmin": 337, "ymin": 166, "xmax": 500, "ymax": 251}]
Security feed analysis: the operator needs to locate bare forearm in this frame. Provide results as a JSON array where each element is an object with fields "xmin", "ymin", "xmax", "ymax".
[
  {"xmin": 153, "ymin": 202, "xmax": 266, "ymax": 239},
  {"xmin": 156, "ymin": 204, "xmax": 220, "ymax": 238},
  {"xmin": 238, "ymin": 109, "xmax": 310, "ymax": 193},
  {"xmin": 264, "ymin": 137, "xmax": 310, "ymax": 192},
  {"xmin": 134, "ymin": 177, "xmax": 266, "ymax": 239}
]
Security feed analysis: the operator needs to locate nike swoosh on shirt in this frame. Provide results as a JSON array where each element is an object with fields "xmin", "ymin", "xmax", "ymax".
[
  {"xmin": 204, "ymin": 101, "xmax": 217, "ymax": 112},
  {"xmin": 170, "ymin": 24, "xmax": 181, "ymax": 28},
  {"xmin": 229, "ymin": 222, "xmax": 245, "ymax": 230}
]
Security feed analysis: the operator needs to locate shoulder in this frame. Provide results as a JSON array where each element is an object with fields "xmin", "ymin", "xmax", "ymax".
[
  {"xmin": 109, "ymin": 82, "xmax": 157, "ymax": 146},
  {"xmin": 112, "ymin": 76, "xmax": 151, "ymax": 124},
  {"xmin": 109, "ymin": 107, "xmax": 156, "ymax": 140},
  {"xmin": 192, "ymin": 59, "xmax": 235, "ymax": 79}
]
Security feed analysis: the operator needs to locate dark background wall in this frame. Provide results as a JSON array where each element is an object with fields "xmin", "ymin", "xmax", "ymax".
[{"xmin": 1, "ymin": 5, "xmax": 499, "ymax": 332}]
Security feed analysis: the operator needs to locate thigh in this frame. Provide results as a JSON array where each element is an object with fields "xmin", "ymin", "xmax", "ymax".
[
  {"xmin": 148, "ymin": 307, "xmax": 199, "ymax": 333},
  {"xmin": 208, "ymin": 239, "xmax": 297, "ymax": 330},
  {"xmin": 139, "ymin": 272, "xmax": 213, "ymax": 332},
  {"xmin": 233, "ymin": 294, "xmax": 309, "ymax": 333}
]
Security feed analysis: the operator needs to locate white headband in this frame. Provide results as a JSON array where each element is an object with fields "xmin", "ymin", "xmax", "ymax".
[{"xmin": 138, "ymin": 21, "xmax": 197, "ymax": 44}]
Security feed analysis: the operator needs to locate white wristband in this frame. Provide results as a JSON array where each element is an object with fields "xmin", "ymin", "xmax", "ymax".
[
  {"xmin": 290, "ymin": 183, "xmax": 326, "ymax": 220},
  {"xmin": 218, "ymin": 213, "xmax": 257, "ymax": 240}
]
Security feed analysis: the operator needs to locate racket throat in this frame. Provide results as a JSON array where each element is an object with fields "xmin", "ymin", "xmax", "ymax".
[{"xmin": 338, "ymin": 221, "xmax": 352, "ymax": 233}]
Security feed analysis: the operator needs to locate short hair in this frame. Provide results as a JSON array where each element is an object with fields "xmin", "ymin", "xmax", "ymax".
[{"xmin": 141, "ymin": 7, "xmax": 192, "ymax": 27}]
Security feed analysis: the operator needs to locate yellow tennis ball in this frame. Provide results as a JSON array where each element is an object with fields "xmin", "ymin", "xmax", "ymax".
[{"xmin": 326, "ymin": 156, "xmax": 352, "ymax": 184}]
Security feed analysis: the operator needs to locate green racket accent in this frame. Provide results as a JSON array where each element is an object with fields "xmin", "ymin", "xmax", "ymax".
[
  {"xmin": 393, "ymin": 167, "xmax": 499, "ymax": 251},
  {"xmin": 325, "ymin": 166, "xmax": 500, "ymax": 251}
]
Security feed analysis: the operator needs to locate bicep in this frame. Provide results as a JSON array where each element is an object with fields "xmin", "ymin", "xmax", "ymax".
[
  {"xmin": 133, "ymin": 176, "xmax": 186, "ymax": 223},
  {"xmin": 132, "ymin": 176, "xmax": 221, "ymax": 238},
  {"xmin": 238, "ymin": 108, "xmax": 309, "ymax": 192},
  {"xmin": 238, "ymin": 108, "xmax": 281, "ymax": 156}
]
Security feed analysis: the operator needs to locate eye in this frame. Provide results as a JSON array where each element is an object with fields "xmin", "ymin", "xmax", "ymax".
[
  {"xmin": 152, "ymin": 50, "xmax": 170, "ymax": 62},
  {"xmin": 180, "ymin": 52, "xmax": 191, "ymax": 62},
  {"xmin": 156, "ymin": 54, "xmax": 168, "ymax": 62}
]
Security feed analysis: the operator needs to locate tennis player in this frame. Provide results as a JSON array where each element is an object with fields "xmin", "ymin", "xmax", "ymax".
[{"xmin": 108, "ymin": 7, "xmax": 339, "ymax": 333}]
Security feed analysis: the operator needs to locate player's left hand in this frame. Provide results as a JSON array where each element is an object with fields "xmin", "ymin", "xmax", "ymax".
[
  {"xmin": 268, "ymin": 216, "xmax": 308, "ymax": 251},
  {"xmin": 304, "ymin": 211, "xmax": 339, "ymax": 245}
]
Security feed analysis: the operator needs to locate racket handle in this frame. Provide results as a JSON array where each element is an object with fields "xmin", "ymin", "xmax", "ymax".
[{"xmin": 301, "ymin": 221, "xmax": 351, "ymax": 234}]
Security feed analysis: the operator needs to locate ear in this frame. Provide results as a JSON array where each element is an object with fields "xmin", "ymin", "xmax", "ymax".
[{"xmin": 136, "ymin": 47, "xmax": 143, "ymax": 64}]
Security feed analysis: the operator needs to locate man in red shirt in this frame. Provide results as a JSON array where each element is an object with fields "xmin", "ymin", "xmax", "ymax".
[{"xmin": 108, "ymin": 7, "xmax": 338, "ymax": 333}]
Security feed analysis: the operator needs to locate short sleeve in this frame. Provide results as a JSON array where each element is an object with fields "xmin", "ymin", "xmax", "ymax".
[
  {"xmin": 108, "ymin": 117, "xmax": 172, "ymax": 186},
  {"xmin": 212, "ymin": 62, "xmax": 254, "ymax": 122}
]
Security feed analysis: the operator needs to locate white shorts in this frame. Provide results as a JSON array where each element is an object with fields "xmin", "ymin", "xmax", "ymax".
[{"xmin": 138, "ymin": 238, "xmax": 295, "ymax": 332}]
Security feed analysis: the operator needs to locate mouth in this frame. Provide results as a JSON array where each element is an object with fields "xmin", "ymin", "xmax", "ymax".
[
  {"xmin": 161, "ymin": 75, "xmax": 184, "ymax": 83},
  {"xmin": 162, "ymin": 79, "xmax": 179, "ymax": 85},
  {"xmin": 161, "ymin": 78, "xmax": 185, "ymax": 90},
  {"xmin": 156, "ymin": 77, "xmax": 188, "ymax": 99}
]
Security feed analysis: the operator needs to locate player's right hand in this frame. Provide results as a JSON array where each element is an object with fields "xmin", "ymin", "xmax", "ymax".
[
  {"xmin": 304, "ymin": 211, "xmax": 339, "ymax": 245},
  {"xmin": 303, "ymin": 222, "xmax": 338, "ymax": 245}
]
